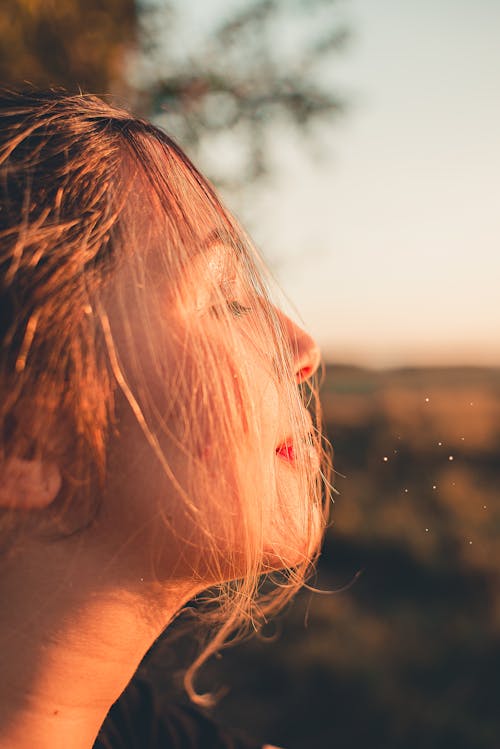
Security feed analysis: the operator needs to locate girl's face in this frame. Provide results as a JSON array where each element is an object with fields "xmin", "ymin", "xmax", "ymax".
[{"xmin": 98, "ymin": 227, "xmax": 323, "ymax": 586}]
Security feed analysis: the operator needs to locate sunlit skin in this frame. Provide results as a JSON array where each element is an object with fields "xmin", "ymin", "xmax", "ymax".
[
  {"xmin": 0, "ymin": 243, "xmax": 320, "ymax": 749},
  {"xmin": 102, "ymin": 240, "xmax": 322, "ymax": 575}
]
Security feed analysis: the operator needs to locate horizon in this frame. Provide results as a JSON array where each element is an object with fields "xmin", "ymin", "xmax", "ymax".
[
  {"xmin": 162, "ymin": 1, "xmax": 500, "ymax": 368},
  {"xmin": 321, "ymin": 358, "xmax": 500, "ymax": 372},
  {"xmin": 209, "ymin": 0, "xmax": 500, "ymax": 368}
]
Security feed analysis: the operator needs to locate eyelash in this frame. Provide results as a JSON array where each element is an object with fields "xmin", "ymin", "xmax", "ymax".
[
  {"xmin": 227, "ymin": 300, "xmax": 252, "ymax": 317},
  {"xmin": 210, "ymin": 300, "xmax": 252, "ymax": 319}
]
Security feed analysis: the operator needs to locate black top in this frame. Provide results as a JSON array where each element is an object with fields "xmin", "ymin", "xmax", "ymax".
[{"xmin": 93, "ymin": 677, "xmax": 263, "ymax": 749}]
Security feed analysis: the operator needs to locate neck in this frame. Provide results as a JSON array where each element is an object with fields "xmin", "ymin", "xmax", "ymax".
[{"xmin": 0, "ymin": 537, "xmax": 197, "ymax": 749}]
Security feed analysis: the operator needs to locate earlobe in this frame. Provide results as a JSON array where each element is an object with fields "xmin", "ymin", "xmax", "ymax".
[{"xmin": 0, "ymin": 457, "xmax": 61, "ymax": 509}]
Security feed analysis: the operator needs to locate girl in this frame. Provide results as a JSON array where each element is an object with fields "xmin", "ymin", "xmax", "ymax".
[{"xmin": 0, "ymin": 90, "xmax": 329, "ymax": 749}]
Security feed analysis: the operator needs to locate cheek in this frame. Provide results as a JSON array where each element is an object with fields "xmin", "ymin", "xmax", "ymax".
[
  {"xmin": 164, "ymin": 352, "xmax": 250, "ymax": 463},
  {"xmin": 108, "ymin": 302, "xmax": 318, "ymax": 576}
]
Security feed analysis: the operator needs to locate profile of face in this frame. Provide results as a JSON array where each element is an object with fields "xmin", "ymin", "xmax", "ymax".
[
  {"xmin": 0, "ymin": 92, "xmax": 330, "ymax": 738},
  {"xmin": 0, "ymin": 92, "xmax": 329, "ymax": 622},
  {"xmin": 99, "ymin": 231, "xmax": 323, "ymax": 587}
]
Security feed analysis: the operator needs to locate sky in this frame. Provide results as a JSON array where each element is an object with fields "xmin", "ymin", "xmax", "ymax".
[{"xmin": 172, "ymin": 0, "xmax": 500, "ymax": 368}]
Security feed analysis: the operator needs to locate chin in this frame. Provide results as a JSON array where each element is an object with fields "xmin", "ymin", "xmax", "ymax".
[{"xmin": 261, "ymin": 501, "xmax": 324, "ymax": 572}]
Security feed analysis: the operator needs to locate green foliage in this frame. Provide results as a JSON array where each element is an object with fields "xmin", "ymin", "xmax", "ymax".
[
  {"xmin": 133, "ymin": 0, "xmax": 348, "ymax": 186},
  {"xmin": 0, "ymin": 0, "xmax": 347, "ymax": 188},
  {"xmin": 0, "ymin": 0, "xmax": 136, "ymax": 94}
]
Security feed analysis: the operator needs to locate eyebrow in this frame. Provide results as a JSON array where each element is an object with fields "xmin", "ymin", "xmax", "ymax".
[
  {"xmin": 202, "ymin": 229, "xmax": 225, "ymax": 248},
  {"xmin": 201, "ymin": 228, "xmax": 245, "ymax": 255}
]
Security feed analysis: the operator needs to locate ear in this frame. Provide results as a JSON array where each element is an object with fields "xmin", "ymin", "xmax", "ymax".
[{"xmin": 0, "ymin": 457, "xmax": 61, "ymax": 509}]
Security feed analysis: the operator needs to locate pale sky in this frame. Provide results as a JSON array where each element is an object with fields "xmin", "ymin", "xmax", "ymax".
[{"xmin": 167, "ymin": 0, "xmax": 500, "ymax": 367}]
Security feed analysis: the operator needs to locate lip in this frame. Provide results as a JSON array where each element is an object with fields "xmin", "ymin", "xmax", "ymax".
[
  {"xmin": 276, "ymin": 412, "xmax": 314, "ymax": 465},
  {"xmin": 275, "ymin": 434, "xmax": 321, "ymax": 471},
  {"xmin": 275, "ymin": 440, "xmax": 295, "ymax": 463}
]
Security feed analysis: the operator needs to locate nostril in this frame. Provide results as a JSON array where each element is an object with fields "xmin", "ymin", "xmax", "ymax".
[
  {"xmin": 277, "ymin": 307, "xmax": 321, "ymax": 383},
  {"xmin": 296, "ymin": 365, "xmax": 314, "ymax": 383},
  {"xmin": 295, "ymin": 341, "xmax": 321, "ymax": 384}
]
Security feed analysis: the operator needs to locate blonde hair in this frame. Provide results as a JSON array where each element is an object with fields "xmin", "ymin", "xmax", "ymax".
[{"xmin": 0, "ymin": 89, "xmax": 331, "ymax": 702}]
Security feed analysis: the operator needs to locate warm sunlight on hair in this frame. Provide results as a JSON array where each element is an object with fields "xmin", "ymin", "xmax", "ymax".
[{"xmin": 0, "ymin": 90, "xmax": 332, "ymax": 725}]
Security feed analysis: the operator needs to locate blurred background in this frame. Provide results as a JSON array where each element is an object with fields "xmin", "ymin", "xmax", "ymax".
[{"xmin": 2, "ymin": 1, "xmax": 499, "ymax": 746}]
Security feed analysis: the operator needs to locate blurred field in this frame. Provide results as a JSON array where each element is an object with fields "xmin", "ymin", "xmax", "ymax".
[{"xmin": 147, "ymin": 365, "xmax": 500, "ymax": 749}]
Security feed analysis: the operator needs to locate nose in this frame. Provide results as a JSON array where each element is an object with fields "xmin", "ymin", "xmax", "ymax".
[{"xmin": 277, "ymin": 310, "xmax": 321, "ymax": 384}]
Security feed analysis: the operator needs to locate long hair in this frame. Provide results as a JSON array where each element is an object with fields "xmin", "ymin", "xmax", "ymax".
[{"xmin": 0, "ymin": 89, "xmax": 331, "ymax": 702}]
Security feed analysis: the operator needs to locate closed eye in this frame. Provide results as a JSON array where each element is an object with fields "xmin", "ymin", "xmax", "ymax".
[
  {"xmin": 209, "ymin": 300, "xmax": 252, "ymax": 319},
  {"xmin": 226, "ymin": 300, "xmax": 252, "ymax": 317}
]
